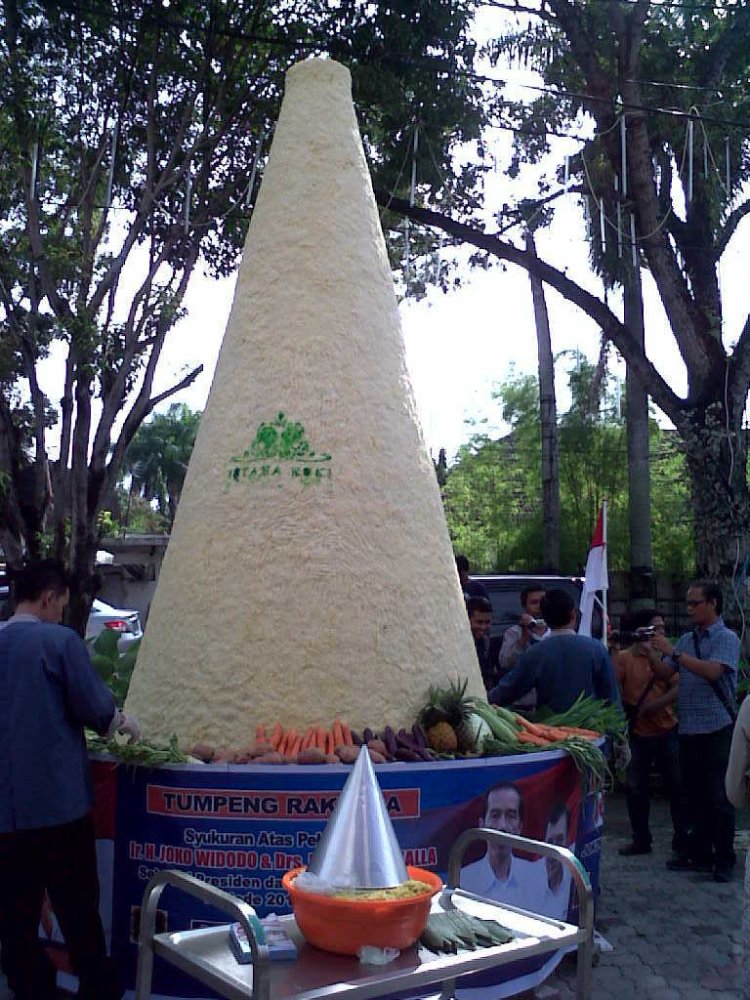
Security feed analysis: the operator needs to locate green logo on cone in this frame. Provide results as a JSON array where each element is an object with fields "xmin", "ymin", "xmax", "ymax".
[{"xmin": 228, "ymin": 413, "xmax": 332, "ymax": 488}]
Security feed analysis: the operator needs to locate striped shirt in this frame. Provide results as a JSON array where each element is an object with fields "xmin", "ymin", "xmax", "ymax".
[{"xmin": 672, "ymin": 617, "xmax": 739, "ymax": 735}]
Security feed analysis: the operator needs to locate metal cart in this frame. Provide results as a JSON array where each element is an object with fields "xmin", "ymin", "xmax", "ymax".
[{"xmin": 135, "ymin": 828, "xmax": 594, "ymax": 1000}]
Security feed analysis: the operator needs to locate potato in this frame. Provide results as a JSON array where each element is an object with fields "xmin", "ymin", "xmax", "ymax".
[
  {"xmin": 191, "ymin": 743, "xmax": 216, "ymax": 763},
  {"xmin": 297, "ymin": 747, "xmax": 327, "ymax": 765},
  {"xmin": 336, "ymin": 745, "xmax": 360, "ymax": 765},
  {"xmin": 367, "ymin": 738, "xmax": 387, "ymax": 756},
  {"xmin": 232, "ymin": 751, "xmax": 252, "ymax": 763},
  {"xmin": 254, "ymin": 751, "xmax": 286, "ymax": 764},
  {"xmin": 251, "ymin": 741, "xmax": 275, "ymax": 756},
  {"xmin": 325, "ymin": 753, "xmax": 341, "ymax": 764},
  {"xmin": 368, "ymin": 748, "xmax": 386, "ymax": 764}
]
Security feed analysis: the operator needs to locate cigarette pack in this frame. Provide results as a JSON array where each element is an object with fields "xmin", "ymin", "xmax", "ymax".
[{"xmin": 229, "ymin": 919, "xmax": 297, "ymax": 964}]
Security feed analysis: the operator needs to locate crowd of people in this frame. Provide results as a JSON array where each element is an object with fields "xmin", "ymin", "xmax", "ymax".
[
  {"xmin": 457, "ymin": 556, "xmax": 742, "ymax": 887},
  {"xmin": 1, "ymin": 553, "xmax": 747, "ymax": 997}
]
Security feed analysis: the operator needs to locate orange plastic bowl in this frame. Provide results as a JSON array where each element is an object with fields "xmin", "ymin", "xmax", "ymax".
[{"xmin": 282, "ymin": 866, "xmax": 442, "ymax": 955}]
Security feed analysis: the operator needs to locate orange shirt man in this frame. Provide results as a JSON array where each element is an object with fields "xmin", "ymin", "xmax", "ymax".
[{"xmin": 614, "ymin": 610, "xmax": 689, "ymax": 858}]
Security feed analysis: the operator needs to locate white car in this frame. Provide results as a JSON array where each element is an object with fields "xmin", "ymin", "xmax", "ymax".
[{"xmin": 85, "ymin": 598, "xmax": 143, "ymax": 653}]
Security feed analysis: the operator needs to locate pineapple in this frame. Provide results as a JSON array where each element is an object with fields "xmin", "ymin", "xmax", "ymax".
[
  {"xmin": 425, "ymin": 719, "xmax": 458, "ymax": 753},
  {"xmin": 418, "ymin": 677, "xmax": 474, "ymax": 753}
]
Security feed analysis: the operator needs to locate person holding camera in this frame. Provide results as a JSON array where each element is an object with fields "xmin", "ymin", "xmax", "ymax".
[
  {"xmin": 613, "ymin": 608, "xmax": 689, "ymax": 858},
  {"xmin": 498, "ymin": 585, "xmax": 550, "ymax": 673},
  {"xmin": 489, "ymin": 589, "xmax": 620, "ymax": 714},
  {"xmin": 650, "ymin": 581, "xmax": 739, "ymax": 883}
]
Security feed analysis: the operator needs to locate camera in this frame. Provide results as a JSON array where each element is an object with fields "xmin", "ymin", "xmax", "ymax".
[
  {"xmin": 608, "ymin": 624, "xmax": 656, "ymax": 648},
  {"xmin": 527, "ymin": 618, "xmax": 546, "ymax": 628}
]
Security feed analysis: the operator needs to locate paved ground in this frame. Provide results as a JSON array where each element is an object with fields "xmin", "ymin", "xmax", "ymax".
[
  {"xmin": 537, "ymin": 792, "xmax": 746, "ymax": 1000},
  {"xmin": 0, "ymin": 791, "xmax": 746, "ymax": 998}
]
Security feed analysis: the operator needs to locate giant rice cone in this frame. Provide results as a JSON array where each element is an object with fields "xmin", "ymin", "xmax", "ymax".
[{"xmin": 125, "ymin": 58, "xmax": 485, "ymax": 747}]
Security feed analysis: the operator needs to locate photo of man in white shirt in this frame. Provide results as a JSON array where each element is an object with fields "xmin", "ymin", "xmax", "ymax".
[
  {"xmin": 460, "ymin": 782, "xmax": 539, "ymax": 911},
  {"xmin": 529, "ymin": 803, "xmax": 573, "ymax": 921}
]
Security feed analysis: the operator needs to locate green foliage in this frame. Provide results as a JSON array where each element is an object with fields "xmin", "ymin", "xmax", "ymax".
[
  {"xmin": 123, "ymin": 403, "xmax": 201, "ymax": 529},
  {"xmin": 0, "ymin": 0, "xmax": 484, "ymax": 590},
  {"xmin": 88, "ymin": 630, "xmax": 140, "ymax": 707},
  {"xmin": 486, "ymin": 3, "xmax": 750, "ymax": 289},
  {"xmin": 443, "ymin": 364, "xmax": 694, "ymax": 574}
]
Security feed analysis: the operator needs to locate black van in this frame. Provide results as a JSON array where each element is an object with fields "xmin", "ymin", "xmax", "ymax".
[{"xmin": 470, "ymin": 574, "xmax": 601, "ymax": 663}]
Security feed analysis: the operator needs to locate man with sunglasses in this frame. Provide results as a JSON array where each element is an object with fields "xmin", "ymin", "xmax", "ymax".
[{"xmin": 651, "ymin": 581, "xmax": 740, "ymax": 883}]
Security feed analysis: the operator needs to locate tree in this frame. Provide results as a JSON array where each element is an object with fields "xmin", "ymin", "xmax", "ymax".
[
  {"xmin": 123, "ymin": 403, "xmax": 200, "ymax": 530},
  {"xmin": 525, "ymin": 229, "xmax": 560, "ymax": 571},
  {"xmin": 443, "ymin": 364, "xmax": 694, "ymax": 574},
  {"xmin": 623, "ymin": 264, "xmax": 654, "ymax": 595},
  {"xmin": 0, "ymin": 0, "xmax": 484, "ymax": 631},
  {"xmin": 378, "ymin": 1, "xmax": 750, "ymax": 609}
]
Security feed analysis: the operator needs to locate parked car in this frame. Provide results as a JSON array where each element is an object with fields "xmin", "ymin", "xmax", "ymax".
[
  {"xmin": 0, "ymin": 586, "xmax": 142, "ymax": 653},
  {"xmin": 469, "ymin": 574, "xmax": 602, "ymax": 664},
  {"xmin": 86, "ymin": 598, "xmax": 143, "ymax": 653}
]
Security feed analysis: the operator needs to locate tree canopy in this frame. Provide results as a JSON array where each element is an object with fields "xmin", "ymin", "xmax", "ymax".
[
  {"xmin": 444, "ymin": 363, "xmax": 695, "ymax": 576},
  {"xmin": 383, "ymin": 0, "xmax": 750, "ymax": 585},
  {"xmin": 0, "ymin": 0, "xmax": 484, "ymax": 628},
  {"xmin": 122, "ymin": 402, "xmax": 200, "ymax": 530}
]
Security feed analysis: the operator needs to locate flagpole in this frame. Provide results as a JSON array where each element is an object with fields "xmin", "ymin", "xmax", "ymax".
[{"xmin": 601, "ymin": 498, "xmax": 608, "ymax": 646}]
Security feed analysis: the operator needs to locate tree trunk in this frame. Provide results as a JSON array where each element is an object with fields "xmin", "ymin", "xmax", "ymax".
[
  {"xmin": 526, "ymin": 231, "xmax": 560, "ymax": 572},
  {"xmin": 624, "ymin": 264, "xmax": 654, "ymax": 602},
  {"xmin": 0, "ymin": 529, "xmax": 24, "ymax": 571},
  {"xmin": 67, "ymin": 527, "xmax": 99, "ymax": 636},
  {"xmin": 681, "ymin": 403, "xmax": 750, "ymax": 648}
]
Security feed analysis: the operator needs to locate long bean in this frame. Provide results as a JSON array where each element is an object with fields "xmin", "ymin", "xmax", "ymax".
[{"xmin": 86, "ymin": 731, "xmax": 190, "ymax": 766}]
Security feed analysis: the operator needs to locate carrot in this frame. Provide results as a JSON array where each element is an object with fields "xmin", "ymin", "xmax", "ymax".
[
  {"xmin": 534, "ymin": 724, "xmax": 584, "ymax": 743},
  {"xmin": 302, "ymin": 727, "xmax": 316, "ymax": 750},
  {"xmin": 514, "ymin": 715, "xmax": 550, "ymax": 739},
  {"xmin": 316, "ymin": 727, "xmax": 327, "ymax": 752},
  {"xmin": 341, "ymin": 722, "xmax": 353, "ymax": 746},
  {"xmin": 556, "ymin": 725, "xmax": 600, "ymax": 739},
  {"xmin": 325, "ymin": 729, "xmax": 334, "ymax": 756},
  {"xmin": 540, "ymin": 728, "xmax": 572, "ymax": 743},
  {"xmin": 333, "ymin": 720, "xmax": 344, "ymax": 748},
  {"xmin": 283, "ymin": 728, "xmax": 298, "ymax": 756},
  {"xmin": 288, "ymin": 736, "xmax": 303, "ymax": 759},
  {"xmin": 256, "ymin": 723, "xmax": 266, "ymax": 743},
  {"xmin": 517, "ymin": 731, "xmax": 552, "ymax": 746},
  {"xmin": 269, "ymin": 723, "xmax": 283, "ymax": 750}
]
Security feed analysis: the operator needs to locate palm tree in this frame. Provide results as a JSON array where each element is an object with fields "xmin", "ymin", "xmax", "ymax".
[{"xmin": 123, "ymin": 404, "xmax": 201, "ymax": 530}]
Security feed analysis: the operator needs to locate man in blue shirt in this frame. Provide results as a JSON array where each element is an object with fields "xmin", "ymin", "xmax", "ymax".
[
  {"xmin": 488, "ymin": 588, "xmax": 621, "ymax": 713},
  {"xmin": 0, "ymin": 560, "xmax": 139, "ymax": 999},
  {"xmin": 651, "ymin": 580, "xmax": 740, "ymax": 883}
]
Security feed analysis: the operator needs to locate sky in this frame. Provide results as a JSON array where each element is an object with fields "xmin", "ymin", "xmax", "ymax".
[
  {"xmin": 135, "ymin": 4, "xmax": 750, "ymax": 463},
  {"xmin": 143, "ymin": 163, "xmax": 749, "ymax": 463},
  {"xmin": 35, "ymin": 9, "xmax": 750, "ymax": 465}
]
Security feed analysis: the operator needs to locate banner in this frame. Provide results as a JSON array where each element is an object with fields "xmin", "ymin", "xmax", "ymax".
[{"xmin": 53, "ymin": 754, "xmax": 603, "ymax": 998}]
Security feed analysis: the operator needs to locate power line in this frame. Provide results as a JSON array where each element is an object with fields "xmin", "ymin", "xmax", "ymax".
[
  {"xmin": 480, "ymin": 0, "xmax": 745, "ymax": 13},
  {"xmin": 42, "ymin": 0, "xmax": 750, "ymax": 135}
]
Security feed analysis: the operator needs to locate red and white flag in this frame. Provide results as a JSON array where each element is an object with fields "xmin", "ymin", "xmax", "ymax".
[{"xmin": 578, "ymin": 502, "xmax": 608, "ymax": 639}]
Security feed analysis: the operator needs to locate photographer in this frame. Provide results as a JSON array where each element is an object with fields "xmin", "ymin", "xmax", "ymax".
[
  {"xmin": 614, "ymin": 609, "xmax": 689, "ymax": 859},
  {"xmin": 498, "ymin": 585, "xmax": 550, "ymax": 672}
]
